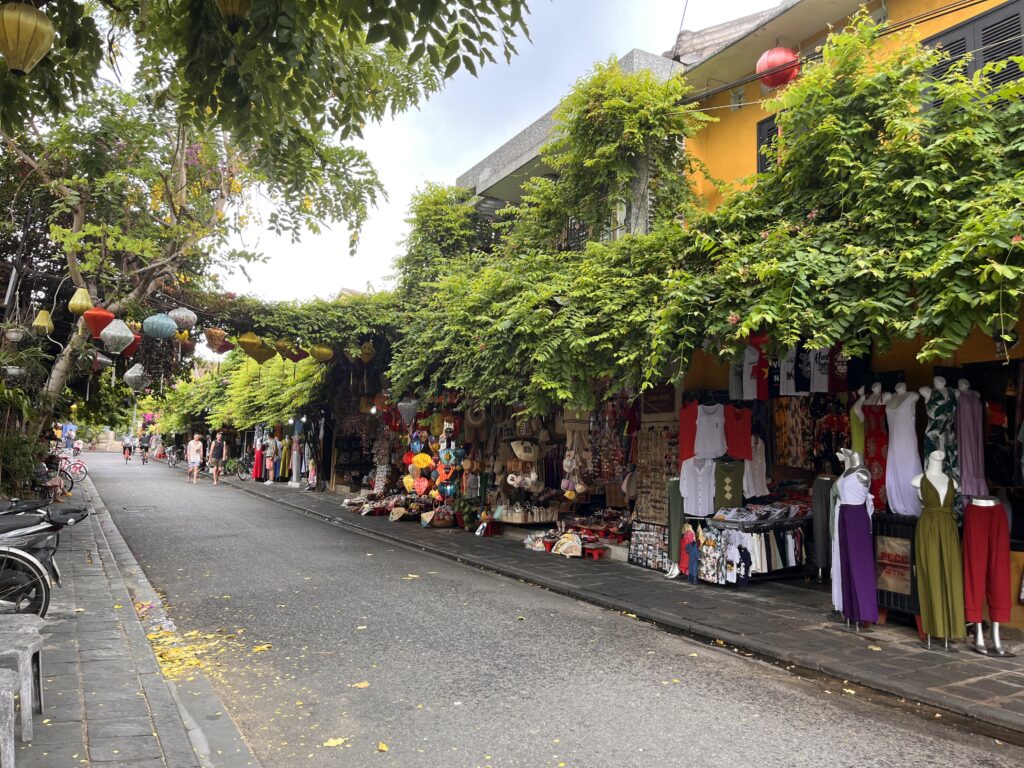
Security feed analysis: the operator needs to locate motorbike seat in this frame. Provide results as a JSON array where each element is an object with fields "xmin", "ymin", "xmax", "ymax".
[
  {"xmin": 3, "ymin": 499, "xmax": 49, "ymax": 515},
  {"xmin": 0, "ymin": 515, "xmax": 46, "ymax": 535},
  {"xmin": 47, "ymin": 507, "xmax": 90, "ymax": 526}
]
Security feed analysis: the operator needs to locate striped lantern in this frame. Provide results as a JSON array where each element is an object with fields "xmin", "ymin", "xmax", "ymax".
[
  {"xmin": 142, "ymin": 313, "xmax": 177, "ymax": 340},
  {"xmin": 0, "ymin": 3, "xmax": 56, "ymax": 76},
  {"xmin": 67, "ymin": 287, "xmax": 93, "ymax": 316},
  {"xmin": 31, "ymin": 309, "xmax": 53, "ymax": 334}
]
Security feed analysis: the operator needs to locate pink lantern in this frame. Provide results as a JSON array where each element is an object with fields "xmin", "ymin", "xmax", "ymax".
[{"xmin": 756, "ymin": 47, "xmax": 800, "ymax": 88}]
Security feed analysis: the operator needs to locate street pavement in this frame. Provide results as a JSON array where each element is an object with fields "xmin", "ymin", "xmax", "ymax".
[{"xmin": 87, "ymin": 452, "xmax": 1024, "ymax": 768}]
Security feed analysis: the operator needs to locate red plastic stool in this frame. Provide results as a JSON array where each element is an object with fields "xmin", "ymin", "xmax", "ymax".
[{"xmin": 583, "ymin": 546, "xmax": 608, "ymax": 560}]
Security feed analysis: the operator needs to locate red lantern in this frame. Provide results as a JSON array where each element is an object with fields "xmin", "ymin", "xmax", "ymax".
[
  {"xmin": 216, "ymin": 341, "xmax": 236, "ymax": 354},
  {"xmin": 122, "ymin": 332, "xmax": 143, "ymax": 358},
  {"xmin": 402, "ymin": 451, "xmax": 415, "ymax": 467},
  {"xmin": 284, "ymin": 347, "xmax": 309, "ymax": 363},
  {"xmin": 82, "ymin": 307, "xmax": 115, "ymax": 339},
  {"xmin": 756, "ymin": 47, "xmax": 800, "ymax": 88}
]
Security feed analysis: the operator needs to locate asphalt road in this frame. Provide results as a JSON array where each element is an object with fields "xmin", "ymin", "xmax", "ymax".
[{"xmin": 87, "ymin": 452, "xmax": 1022, "ymax": 768}]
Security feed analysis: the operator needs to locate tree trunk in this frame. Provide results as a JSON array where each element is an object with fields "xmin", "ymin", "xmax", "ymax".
[
  {"xmin": 626, "ymin": 152, "xmax": 651, "ymax": 236},
  {"xmin": 31, "ymin": 332, "xmax": 85, "ymax": 437}
]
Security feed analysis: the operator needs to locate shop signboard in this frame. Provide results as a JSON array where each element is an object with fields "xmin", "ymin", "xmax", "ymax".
[{"xmin": 875, "ymin": 535, "xmax": 912, "ymax": 595}]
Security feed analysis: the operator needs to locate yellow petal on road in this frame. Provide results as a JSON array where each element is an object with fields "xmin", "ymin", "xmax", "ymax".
[
  {"xmin": 843, "ymin": 688, "xmax": 856, "ymax": 695},
  {"xmin": 323, "ymin": 737, "xmax": 349, "ymax": 747},
  {"xmin": 349, "ymin": 681, "xmax": 370, "ymax": 689},
  {"xmin": 377, "ymin": 742, "xmax": 389, "ymax": 752},
  {"xmin": 251, "ymin": 644, "xmax": 272, "ymax": 653},
  {"xmin": 867, "ymin": 645, "xmax": 882, "ymax": 651}
]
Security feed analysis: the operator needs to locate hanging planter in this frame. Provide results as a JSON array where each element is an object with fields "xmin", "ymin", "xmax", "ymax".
[
  {"xmin": 0, "ymin": 3, "xmax": 56, "ymax": 76},
  {"xmin": 31, "ymin": 308, "xmax": 53, "ymax": 334},
  {"xmin": 122, "ymin": 332, "xmax": 143, "ymax": 358},
  {"xmin": 68, "ymin": 287, "xmax": 93, "ymax": 316},
  {"xmin": 83, "ymin": 307, "xmax": 115, "ymax": 339},
  {"xmin": 4, "ymin": 326, "xmax": 26, "ymax": 343},
  {"xmin": 309, "ymin": 344, "xmax": 334, "ymax": 363},
  {"xmin": 2, "ymin": 365, "xmax": 25, "ymax": 380},
  {"xmin": 168, "ymin": 306, "xmax": 198, "ymax": 331},
  {"xmin": 125, "ymin": 319, "xmax": 141, "ymax": 332},
  {"xmin": 123, "ymin": 363, "xmax": 148, "ymax": 392},
  {"xmin": 215, "ymin": 0, "xmax": 252, "ymax": 33},
  {"xmin": 142, "ymin": 313, "xmax": 177, "ymax": 340}
]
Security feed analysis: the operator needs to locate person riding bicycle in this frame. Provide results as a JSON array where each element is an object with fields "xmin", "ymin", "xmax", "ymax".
[
  {"xmin": 139, "ymin": 432, "xmax": 152, "ymax": 462},
  {"xmin": 121, "ymin": 432, "xmax": 133, "ymax": 461},
  {"xmin": 72, "ymin": 437, "xmax": 84, "ymax": 455}
]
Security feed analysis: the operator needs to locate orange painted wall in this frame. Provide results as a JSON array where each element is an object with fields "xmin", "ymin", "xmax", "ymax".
[{"xmin": 686, "ymin": 0, "xmax": 1011, "ymax": 207}]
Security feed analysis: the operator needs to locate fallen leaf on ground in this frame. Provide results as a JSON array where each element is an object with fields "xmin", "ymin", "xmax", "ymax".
[
  {"xmin": 113, "ymin": 604, "xmax": 123, "ymax": 609},
  {"xmin": 74, "ymin": 608, "xmax": 85, "ymax": 613},
  {"xmin": 867, "ymin": 645, "xmax": 882, "ymax": 651},
  {"xmin": 377, "ymin": 742, "xmax": 388, "ymax": 752},
  {"xmin": 688, "ymin": 653, "xmax": 698, "ymax": 657},
  {"xmin": 251, "ymin": 644, "xmax": 272, "ymax": 653},
  {"xmin": 843, "ymin": 688, "xmax": 856, "ymax": 695},
  {"xmin": 323, "ymin": 737, "xmax": 349, "ymax": 747},
  {"xmin": 516, "ymin": 616, "xmax": 525, "ymax": 621},
  {"xmin": 403, "ymin": 574, "xmax": 420, "ymax": 580},
  {"xmin": 349, "ymin": 681, "xmax": 370, "ymax": 689},
  {"xmin": 621, "ymin": 611, "xmax": 637, "ymax": 619},
  {"xmin": 714, "ymin": 639, "xmax": 725, "ymax": 646},
  {"xmin": 356, "ymin": 626, "xmax": 367, "ymax": 631}
]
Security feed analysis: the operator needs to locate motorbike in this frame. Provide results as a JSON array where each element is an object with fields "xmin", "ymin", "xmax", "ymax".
[{"xmin": 0, "ymin": 504, "xmax": 90, "ymax": 616}]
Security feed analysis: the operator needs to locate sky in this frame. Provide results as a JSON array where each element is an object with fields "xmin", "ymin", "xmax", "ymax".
[{"xmin": 220, "ymin": 0, "xmax": 783, "ymax": 301}]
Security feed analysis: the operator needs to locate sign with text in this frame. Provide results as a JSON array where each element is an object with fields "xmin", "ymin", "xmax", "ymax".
[{"xmin": 875, "ymin": 535, "xmax": 912, "ymax": 595}]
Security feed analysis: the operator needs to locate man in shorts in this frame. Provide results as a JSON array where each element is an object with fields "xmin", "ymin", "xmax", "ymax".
[
  {"xmin": 186, "ymin": 433, "xmax": 204, "ymax": 484},
  {"xmin": 209, "ymin": 431, "xmax": 228, "ymax": 485}
]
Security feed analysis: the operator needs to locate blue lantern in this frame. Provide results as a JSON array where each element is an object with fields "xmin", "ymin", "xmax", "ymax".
[{"xmin": 143, "ymin": 313, "xmax": 177, "ymax": 340}]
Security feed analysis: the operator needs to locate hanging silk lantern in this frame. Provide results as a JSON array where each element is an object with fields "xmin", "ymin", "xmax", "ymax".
[
  {"xmin": 31, "ymin": 308, "xmax": 53, "ymax": 334},
  {"xmin": 90, "ymin": 352, "xmax": 113, "ymax": 372},
  {"xmin": 402, "ymin": 475, "xmax": 415, "ymax": 493},
  {"xmin": 756, "ymin": 47, "xmax": 801, "ymax": 88},
  {"xmin": 216, "ymin": 340, "xmax": 235, "ymax": 354},
  {"xmin": 173, "ymin": 329, "xmax": 189, "ymax": 343},
  {"xmin": 309, "ymin": 344, "xmax": 334, "ymax": 363},
  {"xmin": 246, "ymin": 342, "xmax": 276, "ymax": 365},
  {"xmin": 359, "ymin": 340, "xmax": 376, "ymax": 364},
  {"xmin": 168, "ymin": 306, "xmax": 198, "ymax": 330},
  {"xmin": 237, "ymin": 331, "xmax": 262, "ymax": 354},
  {"xmin": 0, "ymin": 3, "xmax": 56, "ymax": 76},
  {"xmin": 414, "ymin": 477, "xmax": 430, "ymax": 496},
  {"xmin": 83, "ymin": 306, "xmax": 115, "ymax": 339},
  {"xmin": 402, "ymin": 451, "xmax": 414, "ymax": 467},
  {"xmin": 215, "ymin": 0, "xmax": 252, "ymax": 32},
  {"xmin": 142, "ymin": 313, "xmax": 177, "ymax": 340},
  {"xmin": 122, "ymin": 332, "xmax": 143, "ymax": 358},
  {"xmin": 284, "ymin": 347, "xmax": 310, "ymax": 363},
  {"xmin": 205, "ymin": 327, "xmax": 226, "ymax": 350},
  {"xmin": 123, "ymin": 363, "xmax": 148, "ymax": 391},
  {"xmin": 67, "ymin": 287, "xmax": 93, "ymax": 316},
  {"xmin": 274, "ymin": 339, "xmax": 294, "ymax": 358},
  {"xmin": 397, "ymin": 398, "xmax": 418, "ymax": 431},
  {"xmin": 100, "ymin": 319, "xmax": 135, "ymax": 354},
  {"xmin": 412, "ymin": 453, "xmax": 433, "ymax": 470}
]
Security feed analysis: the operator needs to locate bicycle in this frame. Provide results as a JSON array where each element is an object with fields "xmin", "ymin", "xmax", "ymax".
[
  {"xmin": 166, "ymin": 446, "xmax": 182, "ymax": 468},
  {"xmin": 234, "ymin": 450, "xmax": 254, "ymax": 481},
  {"xmin": 57, "ymin": 453, "xmax": 88, "ymax": 483}
]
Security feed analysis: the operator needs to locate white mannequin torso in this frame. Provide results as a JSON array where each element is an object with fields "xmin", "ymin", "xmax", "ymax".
[{"xmin": 884, "ymin": 383, "xmax": 918, "ymax": 410}]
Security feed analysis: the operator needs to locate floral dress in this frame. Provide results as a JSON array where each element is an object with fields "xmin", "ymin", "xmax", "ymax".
[
  {"xmin": 924, "ymin": 388, "xmax": 958, "ymax": 483},
  {"xmin": 863, "ymin": 403, "xmax": 888, "ymax": 510}
]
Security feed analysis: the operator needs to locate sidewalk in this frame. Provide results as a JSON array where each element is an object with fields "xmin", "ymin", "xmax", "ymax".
[
  {"xmin": 9, "ymin": 480, "xmax": 257, "ymax": 768},
  {"xmin": 226, "ymin": 476, "xmax": 1024, "ymax": 739}
]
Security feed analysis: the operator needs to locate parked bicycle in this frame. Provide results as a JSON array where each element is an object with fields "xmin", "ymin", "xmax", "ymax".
[
  {"xmin": 234, "ymin": 449, "xmax": 254, "ymax": 481},
  {"xmin": 165, "ymin": 445, "xmax": 182, "ymax": 468},
  {"xmin": 56, "ymin": 450, "xmax": 88, "ymax": 483}
]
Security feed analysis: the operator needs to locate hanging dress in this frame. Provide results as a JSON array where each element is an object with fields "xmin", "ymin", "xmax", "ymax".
[
  {"xmin": 923, "ymin": 388, "xmax": 958, "ymax": 483},
  {"xmin": 956, "ymin": 389, "xmax": 989, "ymax": 498},
  {"xmin": 916, "ymin": 476, "xmax": 966, "ymax": 639},
  {"xmin": 885, "ymin": 396, "xmax": 923, "ymax": 517},
  {"xmin": 850, "ymin": 407, "xmax": 865, "ymax": 457},
  {"xmin": 836, "ymin": 471, "xmax": 878, "ymax": 624},
  {"xmin": 862, "ymin": 403, "xmax": 888, "ymax": 510},
  {"xmin": 253, "ymin": 445, "xmax": 264, "ymax": 481}
]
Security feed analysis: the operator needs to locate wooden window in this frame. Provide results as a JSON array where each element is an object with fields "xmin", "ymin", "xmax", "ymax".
[{"xmin": 756, "ymin": 113, "xmax": 779, "ymax": 174}]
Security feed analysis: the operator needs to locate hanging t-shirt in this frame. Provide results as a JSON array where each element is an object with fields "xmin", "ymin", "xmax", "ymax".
[
  {"xmin": 723, "ymin": 404, "xmax": 753, "ymax": 460},
  {"xmin": 694, "ymin": 404, "xmax": 727, "ymax": 459},
  {"xmin": 794, "ymin": 342, "xmax": 813, "ymax": 393},
  {"xmin": 810, "ymin": 349, "xmax": 831, "ymax": 393},
  {"xmin": 715, "ymin": 460, "xmax": 745, "ymax": 509},
  {"xmin": 729, "ymin": 361, "xmax": 744, "ymax": 401},
  {"xmin": 828, "ymin": 344, "xmax": 849, "ymax": 393},
  {"xmin": 779, "ymin": 349, "xmax": 799, "ymax": 396},
  {"xmin": 679, "ymin": 457, "xmax": 716, "ymax": 518},
  {"xmin": 678, "ymin": 399, "xmax": 698, "ymax": 464},
  {"xmin": 742, "ymin": 345, "xmax": 761, "ymax": 401}
]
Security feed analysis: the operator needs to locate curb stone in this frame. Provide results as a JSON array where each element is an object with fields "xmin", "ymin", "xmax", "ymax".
[{"xmin": 82, "ymin": 476, "xmax": 260, "ymax": 768}]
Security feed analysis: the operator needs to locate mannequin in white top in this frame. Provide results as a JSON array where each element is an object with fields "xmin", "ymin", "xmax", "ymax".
[
  {"xmin": 911, "ymin": 450, "xmax": 958, "ymax": 501},
  {"xmin": 883, "ymin": 381, "xmax": 918, "ymax": 409},
  {"xmin": 920, "ymin": 375, "xmax": 956, "ymax": 402},
  {"xmin": 864, "ymin": 381, "xmax": 885, "ymax": 406}
]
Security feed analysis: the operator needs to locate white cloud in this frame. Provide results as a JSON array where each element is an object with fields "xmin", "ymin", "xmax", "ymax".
[{"xmin": 221, "ymin": 0, "xmax": 782, "ymax": 302}]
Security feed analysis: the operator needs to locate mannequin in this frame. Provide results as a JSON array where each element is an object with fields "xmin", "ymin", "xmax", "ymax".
[
  {"xmin": 862, "ymin": 383, "xmax": 888, "ymax": 509},
  {"xmin": 921, "ymin": 376, "xmax": 958, "ymax": 482},
  {"xmin": 834, "ymin": 449, "xmax": 876, "ymax": 629},
  {"xmin": 850, "ymin": 386, "xmax": 866, "ymax": 456},
  {"xmin": 962, "ymin": 495, "xmax": 1012, "ymax": 656},
  {"xmin": 885, "ymin": 383, "xmax": 923, "ymax": 516},
  {"xmin": 912, "ymin": 451, "xmax": 965, "ymax": 650}
]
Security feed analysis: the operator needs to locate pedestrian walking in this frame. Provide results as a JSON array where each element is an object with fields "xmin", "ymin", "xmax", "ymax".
[
  {"xmin": 186, "ymin": 433, "xmax": 205, "ymax": 484},
  {"xmin": 210, "ymin": 431, "xmax": 228, "ymax": 485},
  {"xmin": 263, "ymin": 436, "xmax": 278, "ymax": 485}
]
